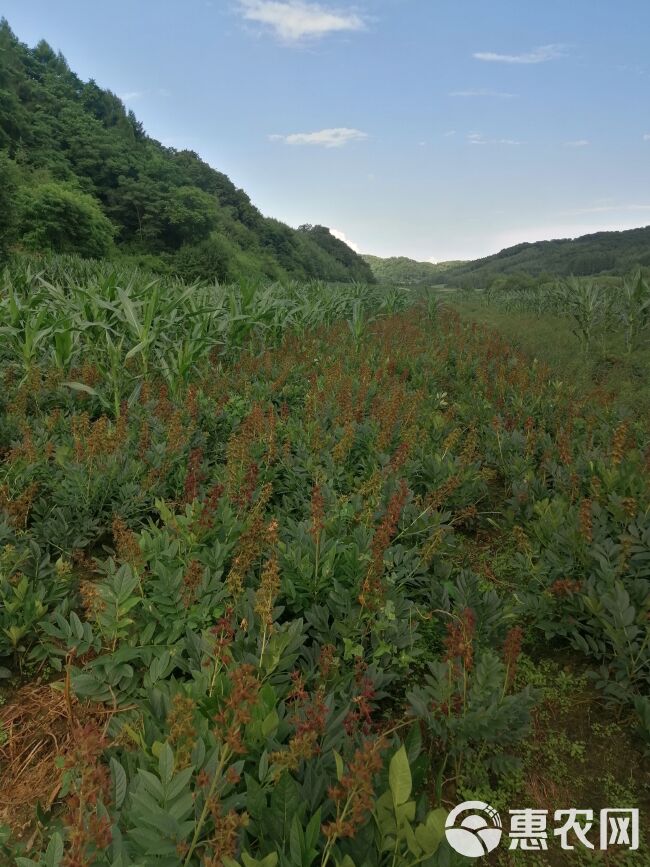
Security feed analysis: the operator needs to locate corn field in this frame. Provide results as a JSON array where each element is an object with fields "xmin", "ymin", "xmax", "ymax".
[{"xmin": 463, "ymin": 272, "xmax": 650, "ymax": 354}]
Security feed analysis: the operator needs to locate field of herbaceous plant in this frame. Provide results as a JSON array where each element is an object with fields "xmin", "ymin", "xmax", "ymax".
[{"xmin": 0, "ymin": 256, "xmax": 648, "ymax": 866}]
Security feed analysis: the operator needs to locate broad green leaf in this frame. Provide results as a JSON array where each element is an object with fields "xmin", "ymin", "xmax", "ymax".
[
  {"xmin": 111, "ymin": 757, "xmax": 128, "ymax": 810},
  {"xmin": 289, "ymin": 813, "xmax": 305, "ymax": 865},
  {"xmin": 404, "ymin": 821, "xmax": 422, "ymax": 857},
  {"xmin": 261, "ymin": 708, "xmax": 279, "ymax": 737},
  {"xmin": 158, "ymin": 743, "xmax": 175, "ymax": 785},
  {"xmin": 414, "ymin": 808, "xmax": 447, "ymax": 855},
  {"xmin": 270, "ymin": 772, "xmax": 302, "ymax": 843},
  {"xmin": 388, "ymin": 745, "xmax": 412, "ymax": 807},
  {"xmin": 61, "ymin": 380, "xmax": 98, "ymax": 396},
  {"xmin": 44, "ymin": 832, "xmax": 64, "ymax": 867}
]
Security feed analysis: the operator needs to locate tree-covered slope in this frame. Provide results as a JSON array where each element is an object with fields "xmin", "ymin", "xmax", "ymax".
[
  {"xmin": 365, "ymin": 227, "xmax": 650, "ymax": 290},
  {"xmin": 0, "ymin": 19, "xmax": 375, "ymax": 284},
  {"xmin": 362, "ymin": 254, "xmax": 463, "ymax": 285},
  {"xmin": 444, "ymin": 226, "xmax": 650, "ymax": 288}
]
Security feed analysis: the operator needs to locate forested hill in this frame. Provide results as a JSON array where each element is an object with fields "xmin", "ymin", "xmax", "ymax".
[
  {"xmin": 444, "ymin": 226, "xmax": 650, "ymax": 289},
  {"xmin": 362, "ymin": 255, "xmax": 463, "ymax": 285},
  {"xmin": 364, "ymin": 226, "xmax": 650, "ymax": 289},
  {"xmin": 0, "ymin": 20, "xmax": 374, "ymax": 283}
]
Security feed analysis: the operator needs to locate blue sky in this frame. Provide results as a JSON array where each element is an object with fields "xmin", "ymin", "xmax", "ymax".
[{"xmin": 4, "ymin": 0, "xmax": 650, "ymax": 260}]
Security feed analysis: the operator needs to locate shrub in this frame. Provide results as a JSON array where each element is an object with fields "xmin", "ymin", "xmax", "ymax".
[
  {"xmin": 18, "ymin": 182, "xmax": 115, "ymax": 258},
  {"xmin": 0, "ymin": 150, "xmax": 18, "ymax": 258},
  {"xmin": 175, "ymin": 235, "xmax": 235, "ymax": 283}
]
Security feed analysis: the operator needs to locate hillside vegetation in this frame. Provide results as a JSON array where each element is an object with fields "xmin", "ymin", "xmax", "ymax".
[
  {"xmin": 0, "ymin": 20, "xmax": 374, "ymax": 284},
  {"xmin": 362, "ymin": 255, "xmax": 461, "ymax": 285},
  {"xmin": 364, "ymin": 226, "xmax": 650, "ymax": 289},
  {"xmin": 445, "ymin": 226, "xmax": 650, "ymax": 289}
]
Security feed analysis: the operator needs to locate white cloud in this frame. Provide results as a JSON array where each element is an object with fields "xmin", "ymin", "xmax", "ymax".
[
  {"xmin": 467, "ymin": 132, "xmax": 521, "ymax": 146},
  {"xmin": 564, "ymin": 139, "xmax": 589, "ymax": 147},
  {"xmin": 119, "ymin": 91, "xmax": 144, "ymax": 103},
  {"xmin": 237, "ymin": 1, "xmax": 364, "ymax": 41},
  {"xmin": 330, "ymin": 228, "xmax": 360, "ymax": 253},
  {"xmin": 269, "ymin": 127, "xmax": 367, "ymax": 147},
  {"xmin": 444, "ymin": 130, "xmax": 457, "ymax": 137},
  {"xmin": 450, "ymin": 89, "xmax": 516, "ymax": 98},
  {"xmin": 120, "ymin": 89, "xmax": 172, "ymax": 103},
  {"xmin": 473, "ymin": 44, "xmax": 566, "ymax": 64},
  {"xmin": 644, "ymin": 133, "xmax": 650, "ymax": 141}
]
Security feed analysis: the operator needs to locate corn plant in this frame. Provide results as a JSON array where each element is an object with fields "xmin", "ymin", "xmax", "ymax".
[
  {"xmin": 552, "ymin": 278, "xmax": 608, "ymax": 352},
  {"xmin": 619, "ymin": 271, "xmax": 650, "ymax": 353}
]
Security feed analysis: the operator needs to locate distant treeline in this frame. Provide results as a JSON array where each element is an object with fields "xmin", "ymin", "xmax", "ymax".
[
  {"xmin": 362, "ymin": 255, "xmax": 462, "ymax": 285},
  {"xmin": 0, "ymin": 19, "xmax": 374, "ymax": 284},
  {"xmin": 364, "ymin": 227, "xmax": 650, "ymax": 290}
]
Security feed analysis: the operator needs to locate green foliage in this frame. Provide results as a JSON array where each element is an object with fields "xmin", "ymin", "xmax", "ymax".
[
  {"xmin": 175, "ymin": 237, "xmax": 236, "ymax": 283},
  {"xmin": 553, "ymin": 277, "xmax": 609, "ymax": 352},
  {"xmin": 0, "ymin": 254, "xmax": 648, "ymax": 862},
  {"xmin": 0, "ymin": 19, "xmax": 375, "ymax": 283},
  {"xmin": 455, "ymin": 269, "xmax": 650, "ymax": 360},
  {"xmin": 619, "ymin": 271, "xmax": 650, "ymax": 352},
  {"xmin": 443, "ymin": 226, "xmax": 650, "ymax": 289},
  {"xmin": 0, "ymin": 151, "xmax": 18, "ymax": 257},
  {"xmin": 367, "ymin": 225, "xmax": 650, "ymax": 291},
  {"xmin": 159, "ymin": 185, "xmax": 219, "ymax": 249},
  {"xmin": 373, "ymin": 748, "xmax": 447, "ymax": 865},
  {"xmin": 363, "ymin": 255, "xmax": 462, "ymax": 287},
  {"xmin": 18, "ymin": 182, "xmax": 115, "ymax": 258}
]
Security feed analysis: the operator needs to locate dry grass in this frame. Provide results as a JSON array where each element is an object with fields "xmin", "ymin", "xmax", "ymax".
[{"xmin": 0, "ymin": 679, "xmax": 117, "ymax": 841}]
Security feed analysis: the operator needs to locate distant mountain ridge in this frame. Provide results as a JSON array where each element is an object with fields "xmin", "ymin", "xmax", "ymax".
[
  {"xmin": 444, "ymin": 225, "xmax": 650, "ymax": 288},
  {"xmin": 364, "ymin": 227, "xmax": 650, "ymax": 289},
  {"xmin": 0, "ymin": 19, "xmax": 375, "ymax": 284}
]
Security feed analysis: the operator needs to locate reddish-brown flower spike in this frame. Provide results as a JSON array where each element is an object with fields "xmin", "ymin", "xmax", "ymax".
[
  {"xmin": 444, "ymin": 607, "xmax": 476, "ymax": 672},
  {"xmin": 318, "ymin": 643, "xmax": 337, "ymax": 681},
  {"xmin": 182, "ymin": 446, "xmax": 205, "ymax": 504},
  {"xmin": 310, "ymin": 483, "xmax": 325, "ymax": 543},
  {"xmin": 213, "ymin": 663, "xmax": 260, "ymax": 754},
  {"xmin": 579, "ymin": 498, "xmax": 593, "ymax": 543},
  {"xmin": 549, "ymin": 578, "xmax": 582, "ymax": 597},
  {"xmin": 209, "ymin": 608, "xmax": 236, "ymax": 667},
  {"xmin": 111, "ymin": 515, "xmax": 143, "ymax": 568},
  {"xmin": 361, "ymin": 479, "xmax": 409, "ymax": 610},
  {"xmin": 322, "ymin": 737, "xmax": 388, "ymax": 842},
  {"xmin": 181, "ymin": 559, "xmax": 204, "ymax": 608},
  {"xmin": 199, "ymin": 482, "xmax": 225, "ymax": 530}
]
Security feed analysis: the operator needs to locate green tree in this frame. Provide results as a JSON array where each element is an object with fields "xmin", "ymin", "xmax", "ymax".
[
  {"xmin": 175, "ymin": 235, "xmax": 235, "ymax": 282},
  {"xmin": 0, "ymin": 17, "xmax": 382, "ymax": 280},
  {"xmin": 0, "ymin": 150, "xmax": 18, "ymax": 257},
  {"xmin": 160, "ymin": 185, "xmax": 219, "ymax": 249},
  {"xmin": 18, "ymin": 181, "xmax": 115, "ymax": 258}
]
